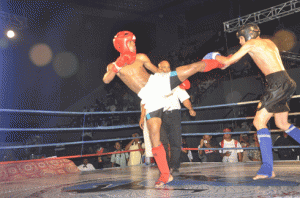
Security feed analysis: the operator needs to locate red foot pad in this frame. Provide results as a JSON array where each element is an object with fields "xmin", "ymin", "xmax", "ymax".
[
  {"xmin": 152, "ymin": 144, "xmax": 170, "ymax": 183},
  {"xmin": 202, "ymin": 59, "xmax": 225, "ymax": 72}
]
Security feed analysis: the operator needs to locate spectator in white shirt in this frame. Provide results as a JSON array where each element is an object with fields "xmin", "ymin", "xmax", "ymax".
[
  {"xmin": 111, "ymin": 142, "xmax": 129, "ymax": 167},
  {"xmin": 78, "ymin": 158, "xmax": 96, "ymax": 171},
  {"xmin": 219, "ymin": 128, "xmax": 243, "ymax": 163}
]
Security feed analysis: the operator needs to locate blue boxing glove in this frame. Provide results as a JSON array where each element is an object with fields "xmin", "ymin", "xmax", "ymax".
[{"xmin": 203, "ymin": 52, "xmax": 221, "ymax": 60}]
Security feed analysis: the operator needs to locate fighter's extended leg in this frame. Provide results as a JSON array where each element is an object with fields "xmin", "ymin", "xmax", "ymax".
[
  {"xmin": 253, "ymin": 105, "xmax": 275, "ymax": 180},
  {"xmin": 176, "ymin": 60, "xmax": 223, "ymax": 83},
  {"xmin": 147, "ymin": 117, "xmax": 173, "ymax": 187}
]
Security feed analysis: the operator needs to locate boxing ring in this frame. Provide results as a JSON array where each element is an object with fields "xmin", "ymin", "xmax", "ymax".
[{"xmin": 1, "ymin": 95, "xmax": 300, "ymax": 198}]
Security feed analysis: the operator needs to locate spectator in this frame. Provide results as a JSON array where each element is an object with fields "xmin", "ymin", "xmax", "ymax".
[
  {"xmin": 240, "ymin": 121, "xmax": 251, "ymax": 131},
  {"xmin": 125, "ymin": 133, "xmax": 144, "ymax": 166},
  {"xmin": 274, "ymin": 132, "xmax": 298, "ymax": 160},
  {"xmin": 240, "ymin": 133, "xmax": 250, "ymax": 148},
  {"xmin": 77, "ymin": 158, "xmax": 95, "ymax": 171},
  {"xmin": 198, "ymin": 135, "xmax": 222, "ymax": 162},
  {"xmin": 248, "ymin": 133, "xmax": 262, "ymax": 161},
  {"xmin": 111, "ymin": 142, "xmax": 129, "ymax": 167},
  {"xmin": 96, "ymin": 144, "xmax": 104, "ymax": 169},
  {"xmin": 180, "ymin": 138, "xmax": 193, "ymax": 162},
  {"xmin": 219, "ymin": 128, "xmax": 243, "ymax": 162},
  {"xmin": 101, "ymin": 143, "xmax": 113, "ymax": 168},
  {"xmin": 235, "ymin": 121, "xmax": 251, "ymax": 132},
  {"xmin": 240, "ymin": 133, "xmax": 251, "ymax": 162}
]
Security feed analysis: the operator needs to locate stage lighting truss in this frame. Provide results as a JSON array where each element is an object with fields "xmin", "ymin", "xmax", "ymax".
[
  {"xmin": 223, "ymin": 0, "xmax": 300, "ymax": 33},
  {"xmin": 281, "ymin": 51, "xmax": 300, "ymax": 62},
  {"xmin": 0, "ymin": 11, "xmax": 28, "ymax": 30}
]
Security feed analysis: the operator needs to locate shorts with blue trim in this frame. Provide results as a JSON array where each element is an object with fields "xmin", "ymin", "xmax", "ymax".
[
  {"xmin": 138, "ymin": 71, "xmax": 182, "ymax": 120},
  {"xmin": 146, "ymin": 108, "xmax": 164, "ymax": 121}
]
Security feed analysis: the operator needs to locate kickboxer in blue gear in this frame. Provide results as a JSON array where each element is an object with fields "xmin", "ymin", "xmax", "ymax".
[
  {"xmin": 207, "ymin": 23, "xmax": 300, "ymax": 180},
  {"xmin": 103, "ymin": 31, "xmax": 225, "ymax": 187}
]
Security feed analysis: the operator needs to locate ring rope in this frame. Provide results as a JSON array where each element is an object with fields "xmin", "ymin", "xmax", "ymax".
[
  {"xmin": 190, "ymin": 145, "xmax": 300, "ymax": 151},
  {"xmin": 0, "ymin": 128, "xmax": 295, "ymax": 150},
  {"xmin": 0, "ymin": 124, "xmax": 140, "ymax": 131},
  {"xmin": 1, "ymin": 97, "xmax": 299, "ymax": 152},
  {"xmin": 0, "ymin": 148, "xmax": 144, "ymax": 164},
  {"xmin": 1, "ymin": 95, "xmax": 299, "ymax": 115},
  {"xmin": 0, "ymin": 136, "xmax": 144, "ymax": 150},
  {"xmin": 183, "ymin": 129, "xmax": 295, "ymax": 136},
  {"xmin": 80, "ymin": 114, "xmax": 87, "ymax": 156},
  {"xmin": 0, "ymin": 109, "xmax": 140, "ymax": 115},
  {"xmin": 1, "ymin": 112, "xmax": 300, "ymax": 132}
]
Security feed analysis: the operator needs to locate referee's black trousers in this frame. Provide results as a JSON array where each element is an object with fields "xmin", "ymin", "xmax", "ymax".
[{"xmin": 160, "ymin": 109, "xmax": 182, "ymax": 170}]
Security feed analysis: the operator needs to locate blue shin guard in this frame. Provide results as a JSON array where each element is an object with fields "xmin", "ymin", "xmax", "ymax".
[
  {"xmin": 257, "ymin": 128, "xmax": 273, "ymax": 177},
  {"xmin": 286, "ymin": 124, "xmax": 300, "ymax": 144}
]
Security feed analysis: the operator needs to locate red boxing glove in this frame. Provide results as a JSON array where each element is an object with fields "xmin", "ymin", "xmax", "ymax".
[
  {"xmin": 112, "ymin": 53, "xmax": 136, "ymax": 73},
  {"xmin": 125, "ymin": 53, "xmax": 136, "ymax": 65},
  {"xmin": 112, "ymin": 55, "xmax": 126, "ymax": 73},
  {"xmin": 179, "ymin": 79, "xmax": 191, "ymax": 90}
]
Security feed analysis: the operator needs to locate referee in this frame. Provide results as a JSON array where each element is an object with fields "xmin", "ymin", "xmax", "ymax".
[{"xmin": 158, "ymin": 60, "xmax": 196, "ymax": 175}]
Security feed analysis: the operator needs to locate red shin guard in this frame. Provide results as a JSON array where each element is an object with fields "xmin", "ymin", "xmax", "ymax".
[
  {"xmin": 152, "ymin": 144, "xmax": 170, "ymax": 183},
  {"xmin": 202, "ymin": 59, "xmax": 224, "ymax": 72}
]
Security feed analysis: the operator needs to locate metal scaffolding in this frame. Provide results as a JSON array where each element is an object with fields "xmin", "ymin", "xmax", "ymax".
[
  {"xmin": 281, "ymin": 51, "xmax": 300, "ymax": 62},
  {"xmin": 223, "ymin": 0, "xmax": 300, "ymax": 33},
  {"xmin": 0, "ymin": 11, "xmax": 27, "ymax": 30}
]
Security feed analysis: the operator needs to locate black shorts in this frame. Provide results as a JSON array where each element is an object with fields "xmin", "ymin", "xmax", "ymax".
[
  {"xmin": 258, "ymin": 70, "xmax": 296, "ymax": 113},
  {"xmin": 146, "ymin": 108, "xmax": 164, "ymax": 120}
]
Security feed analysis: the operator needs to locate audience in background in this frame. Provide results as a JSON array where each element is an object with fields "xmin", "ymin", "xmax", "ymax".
[
  {"xmin": 274, "ymin": 132, "xmax": 298, "ymax": 160},
  {"xmin": 111, "ymin": 142, "xmax": 129, "ymax": 167},
  {"xmin": 180, "ymin": 138, "xmax": 193, "ymax": 162},
  {"xmin": 235, "ymin": 122, "xmax": 251, "ymax": 134},
  {"xmin": 240, "ymin": 133, "xmax": 251, "ymax": 162},
  {"xmin": 219, "ymin": 128, "xmax": 243, "ymax": 163},
  {"xmin": 248, "ymin": 133, "xmax": 262, "ymax": 162},
  {"xmin": 101, "ymin": 143, "xmax": 113, "ymax": 168},
  {"xmin": 96, "ymin": 144, "xmax": 105, "ymax": 169},
  {"xmin": 198, "ymin": 135, "xmax": 222, "ymax": 162},
  {"xmin": 125, "ymin": 133, "xmax": 144, "ymax": 166},
  {"xmin": 77, "ymin": 158, "xmax": 95, "ymax": 171},
  {"xmin": 240, "ymin": 133, "xmax": 250, "ymax": 148}
]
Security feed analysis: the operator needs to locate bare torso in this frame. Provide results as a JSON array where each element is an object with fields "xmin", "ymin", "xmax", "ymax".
[
  {"xmin": 116, "ymin": 54, "xmax": 151, "ymax": 94},
  {"xmin": 247, "ymin": 38, "xmax": 285, "ymax": 76}
]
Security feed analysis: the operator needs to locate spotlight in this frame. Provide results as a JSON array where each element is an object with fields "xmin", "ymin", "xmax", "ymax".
[{"xmin": 6, "ymin": 30, "xmax": 15, "ymax": 38}]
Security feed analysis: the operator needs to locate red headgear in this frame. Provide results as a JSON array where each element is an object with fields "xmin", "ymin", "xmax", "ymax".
[{"xmin": 113, "ymin": 31, "xmax": 136, "ymax": 54}]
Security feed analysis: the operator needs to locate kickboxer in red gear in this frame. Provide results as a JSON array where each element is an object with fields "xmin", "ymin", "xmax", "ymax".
[{"xmin": 103, "ymin": 30, "xmax": 224, "ymax": 187}]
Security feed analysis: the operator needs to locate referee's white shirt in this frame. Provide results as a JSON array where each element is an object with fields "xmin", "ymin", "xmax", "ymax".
[{"xmin": 163, "ymin": 87, "xmax": 190, "ymax": 111}]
